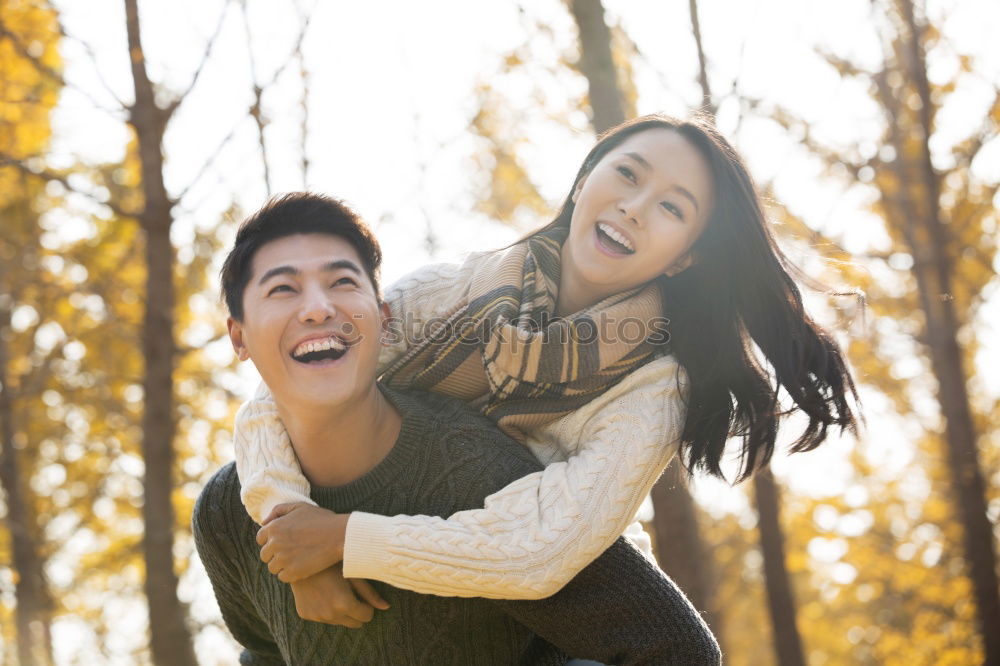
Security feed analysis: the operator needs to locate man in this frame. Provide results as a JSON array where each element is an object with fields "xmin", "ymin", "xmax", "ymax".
[{"xmin": 193, "ymin": 192, "xmax": 721, "ymax": 665}]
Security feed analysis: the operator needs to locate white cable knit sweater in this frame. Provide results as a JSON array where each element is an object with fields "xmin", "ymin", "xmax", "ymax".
[{"xmin": 233, "ymin": 261, "xmax": 687, "ymax": 600}]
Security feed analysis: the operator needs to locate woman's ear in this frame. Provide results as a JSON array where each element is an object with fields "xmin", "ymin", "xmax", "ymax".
[{"xmin": 664, "ymin": 252, "xmax": 696, "ymax": 277}]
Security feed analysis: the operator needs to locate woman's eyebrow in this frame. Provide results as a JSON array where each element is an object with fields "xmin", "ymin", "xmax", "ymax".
[{"xmin": 625, "ymin": 152, "xmax": 701, "ymax": 213}]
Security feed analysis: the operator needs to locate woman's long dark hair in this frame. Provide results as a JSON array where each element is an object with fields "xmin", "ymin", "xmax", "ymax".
[{"xmin": 532, "ymin": 114, "xmax": 859, "ymax": 482}]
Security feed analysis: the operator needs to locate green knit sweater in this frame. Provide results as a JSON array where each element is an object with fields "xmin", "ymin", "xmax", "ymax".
[{"xmin": 193, "ymin": 387, "xmax": 721, "ymax": 665}]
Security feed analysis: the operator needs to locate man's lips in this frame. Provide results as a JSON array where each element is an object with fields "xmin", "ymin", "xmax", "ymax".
[{"xmin": 289, "ymin": 333, "xmax": 351, "ymax": 363}]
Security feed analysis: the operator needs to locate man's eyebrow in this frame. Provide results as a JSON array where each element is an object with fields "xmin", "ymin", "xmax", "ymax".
[
  {"xmin": 257, "ymin": 260, "xmax": 363, "ymax": 286},
  {"xmin": 322, "ymin": 259, "xmax": 363, "ymax": 275},
  {"xmin": 257, "ymin": 265, "xmax": 298, "ymax": 285},
  {"xmin": 625, "ymin": 151, "xmax": 701, "ymax": 213}
]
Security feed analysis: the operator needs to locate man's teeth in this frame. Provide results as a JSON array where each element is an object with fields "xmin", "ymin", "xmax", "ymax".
[
  {"xmin": 292, "ymin": 337, "xmax": 346, "ymax": 357},
  {"xmin": 598, "ymin": 223, "xmax": 634, "ymax": 252}
]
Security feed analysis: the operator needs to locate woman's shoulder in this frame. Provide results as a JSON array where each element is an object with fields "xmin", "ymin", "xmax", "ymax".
[
  {"xmin": 609, "ymin": 353, "xmax": 687, "ymax": 397},
  {"xmin": 536, "ymin": 354, "xmax": 687, "ymax": 437},
  {"xmin": 385, "ymin": 251, "xmax": 495, "ymax": 296}
]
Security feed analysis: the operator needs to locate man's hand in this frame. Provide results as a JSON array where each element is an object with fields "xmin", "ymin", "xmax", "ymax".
[
  {"xmin": 290, "ymin": 565, "xmax": 390, "ymax": 628},
  {"xmin": 256, "ymin": 502, "xmax": 349, "ymax": 582}
]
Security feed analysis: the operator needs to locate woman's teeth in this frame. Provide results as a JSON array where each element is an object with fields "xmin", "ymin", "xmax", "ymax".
[{"xmin": 597, "ymin": 222, "xmax": 635, "ymax": 254}]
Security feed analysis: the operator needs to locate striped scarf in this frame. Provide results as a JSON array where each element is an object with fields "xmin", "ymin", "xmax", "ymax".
[{"xmin": 381, "ymin": 225, "xmax": 666, "ymax": 440}]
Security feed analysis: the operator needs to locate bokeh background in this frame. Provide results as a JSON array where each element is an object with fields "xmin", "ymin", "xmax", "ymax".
[{"xmin": 1, "ymin": 0, "xmax": 998, "ymax": 664}]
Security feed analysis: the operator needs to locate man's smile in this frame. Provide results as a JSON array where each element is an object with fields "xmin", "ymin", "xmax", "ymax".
[{"xmin": 290, "ymin": 334, "xmax": 351, "ymax": 365}]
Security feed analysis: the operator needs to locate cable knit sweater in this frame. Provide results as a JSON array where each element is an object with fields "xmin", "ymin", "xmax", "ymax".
[
  {"xmin": 201, "ymin": 388, "xmax": 721, "ymax": 665},
  {"xmin": 234, "ymin": 261, "xmax": 687, "ymax": 600}
]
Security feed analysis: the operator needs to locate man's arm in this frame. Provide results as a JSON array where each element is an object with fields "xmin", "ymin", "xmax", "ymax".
[
  {"xmin": 493, "ymin": 537, "xmax": 722, "ymax": 666},
  {"xmin": 193, "ymin": 469, "xmax": 286, "ymax": 666}
]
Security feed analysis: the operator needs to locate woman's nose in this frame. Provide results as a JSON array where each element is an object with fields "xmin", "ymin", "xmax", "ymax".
[{"xmin": 618, "ymin": 199, "xmax": 642, "ymax": 227}]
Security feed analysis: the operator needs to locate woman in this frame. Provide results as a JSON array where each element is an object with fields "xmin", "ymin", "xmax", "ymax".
[{"xmin": 237, "ymin": 114, "xmax": 858, "ymax": 602}]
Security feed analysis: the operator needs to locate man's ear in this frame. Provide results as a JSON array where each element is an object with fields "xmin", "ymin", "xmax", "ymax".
[
  {"xmin": 378, "ymin": 302, "xmax": 392, "ymax": 346},
  {"xmin": 227, "ymin": 317, "xmax": 251, "ymax": 361},
  {"xmin": 664, "ymin": 252, "xmax": 696, "ymax": 278}
]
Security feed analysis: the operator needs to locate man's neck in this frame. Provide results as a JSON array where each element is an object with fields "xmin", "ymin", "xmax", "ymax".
[{"xmin": 275, "ymin": 384, "xmax": 402, "ymax": 487}]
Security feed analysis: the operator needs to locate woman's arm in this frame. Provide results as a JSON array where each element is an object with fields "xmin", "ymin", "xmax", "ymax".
[
  {"xmin": 342, "ymin": 354, "xmax": 687, "ymax": 599},
  {"xmin": 234, "ymin": 262, "xmax": 467, "ymax": 524}
]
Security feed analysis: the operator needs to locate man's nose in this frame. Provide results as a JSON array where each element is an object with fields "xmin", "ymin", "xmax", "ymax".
[{"xmin": 298, "ymin": 286, "xmax": 336, "ymax": 324}]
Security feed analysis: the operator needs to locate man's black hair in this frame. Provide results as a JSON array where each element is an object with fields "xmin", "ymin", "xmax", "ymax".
[{"xmin": 220, "ymin": 192, "xmax": 382, "ymax": 321}]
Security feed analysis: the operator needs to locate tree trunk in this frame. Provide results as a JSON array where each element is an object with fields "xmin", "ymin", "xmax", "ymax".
[
  {"xmin": 685, "ymin": 3, "xmax": 799, "ymax": 657},
  {"xmin": 687, "ymin": 0, "xmax": 715, "ymax": 116},
  {"xmin": 897, "ymin": 2, "xmax": 1000, "ymax": 662},
  {"xmin": 754, "ymin": 467, "xmax": 805, "ymax": 666},
  {"xmin": 123, "ymin": 1, "xmax": 196, "ymax": 664},
  {"xmin": 0, "ymin": 307, "xmax": 53, "ymax": 666},
  {"xmin": 570, "ymin": 0, "xmax": 717, "ymax": 633},
  {"xmin": 650, "ymin": 459, "xmax": 719, "ymax": 629},
  {"xmin": 568, "ymin": 0, "xmax": 626, "ymax": 134}
]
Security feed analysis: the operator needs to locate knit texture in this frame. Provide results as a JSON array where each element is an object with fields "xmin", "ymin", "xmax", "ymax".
[
  {"xmin": 197, "ymin": 388, "xmax": 721, "ymax": 665},
  {"xmin": 379, "ymin": 225, "xmax": 664, "ymax": 440},
  {"xmin": 235, "ymin": 262, "xmax": 687, "ymax": 599}
]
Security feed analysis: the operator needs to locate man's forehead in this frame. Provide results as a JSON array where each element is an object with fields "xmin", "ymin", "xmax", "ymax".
[{"xmin": 250, "ymin": 234, "xmax": 363, "ymax": 278}]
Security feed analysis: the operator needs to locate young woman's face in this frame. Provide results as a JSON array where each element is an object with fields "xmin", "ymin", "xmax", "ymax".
[{"xmin": 561, "ymin": 128, "xmax": 714, "ymax": 306}]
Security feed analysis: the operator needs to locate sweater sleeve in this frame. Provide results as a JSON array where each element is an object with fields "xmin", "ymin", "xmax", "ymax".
[
  {"xmin": 342, "ymin": 354, "xmax": 687, "ymax": 599},
  {"xmin": 233, "ymin": 262, "xmax": 466, "ymax": 524},
  {"xmin": 193, "ymin": 471, "xmax": 286, "ymax": 665},
  {"xmin": 234, "ymin": 383, "xmax": 316, "ymax": 525},
  {"xmin": 494, "ymin": 537, "xmax": 721, "ymax": 665}
]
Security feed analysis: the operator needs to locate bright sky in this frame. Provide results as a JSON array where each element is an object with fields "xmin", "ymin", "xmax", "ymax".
[{"xmin": 39, "ymin": 0, "xmax": 1000, "ymax": 662}]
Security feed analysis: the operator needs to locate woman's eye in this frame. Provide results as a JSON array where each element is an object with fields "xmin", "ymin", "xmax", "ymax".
[
  {"xmin": 268, "ymin": 284, "xmax": 294, "ymax": 296},
  {"xmin": 661, "ymin": 201, "xmax": 685, "ymax": 220},
  {"xmin": 616, "ymin": 165, "xmax": 637, "ymax": 182}
]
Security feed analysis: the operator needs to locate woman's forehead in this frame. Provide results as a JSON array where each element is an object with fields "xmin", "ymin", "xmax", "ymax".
[{"xmin": 609, "ymin": 129, "xmax": 714, "ymax": 209}]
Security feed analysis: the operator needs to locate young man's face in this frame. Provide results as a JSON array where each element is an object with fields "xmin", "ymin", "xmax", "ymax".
[{"xmin": 227, "ymin": 233, "xmax": 386, "ymax": 412}]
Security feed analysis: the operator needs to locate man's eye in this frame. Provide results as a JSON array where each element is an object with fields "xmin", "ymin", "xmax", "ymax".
[
  {"xmin": 332, "ymin": 277, "xmax": 358, "ymax": 287},
  {"xmin": 617, "ymin": 165, "xmax": 637, "ymax": 182},
  {"xmin": 268, "ymin": 284, "xmax": 294, "ymax": 295}
]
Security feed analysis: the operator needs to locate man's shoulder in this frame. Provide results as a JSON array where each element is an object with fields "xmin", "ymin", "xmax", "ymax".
[{"xmin": 193, "ymin": 463, "xmax": 246, "ymax": 538}]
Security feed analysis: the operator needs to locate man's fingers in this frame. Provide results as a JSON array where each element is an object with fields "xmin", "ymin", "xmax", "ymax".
[
  {"xmin": 346, "ymin": 600, "xmax": 375, "ymax": 624},
  {"xmin": 350, "ymin": 579, "xmax": 390, "ymax": 611},
  {"xmin": 255, "ymin": 526, "xmax": 268, "ymax": 546},
  {"xmin": 277, "ymin": 567, "xmax": 305, "ymax": 584},
  {"xmin": 258, "ymin": 541, "xmax": 274, "ymax": 564},
  {"xmin": 262, "ymin": 502, "xmax": 297, "ymax": 525}
]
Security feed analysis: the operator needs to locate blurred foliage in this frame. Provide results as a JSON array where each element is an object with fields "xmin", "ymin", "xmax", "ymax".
[
  {"xmin": 0, "ymin": 0, "xmax": 997, "ymax": 664},
  {"xmin": 0, "ymin": 1, "xmax": 237, "ymax": 662},
  {"xmin": 468, "ymin": 2, "xmax": 998, "ymax": 665},
  {"xmin": 0, "ymin": 0, "xmax": 62, "ymax": 660}
]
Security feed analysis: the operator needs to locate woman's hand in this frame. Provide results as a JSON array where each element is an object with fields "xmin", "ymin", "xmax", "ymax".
[
  {"xmin": 256, "ymin": 502, "xmax": 349, "ymax": 582},
  {"xmin": 290, "ymin": 565, "xmax": 389, "ymax": 628}
]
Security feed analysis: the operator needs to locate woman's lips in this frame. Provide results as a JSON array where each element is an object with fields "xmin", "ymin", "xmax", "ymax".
[{"xmin": 593, "ymin": 224, "xmax": 632, "ymax": 257}]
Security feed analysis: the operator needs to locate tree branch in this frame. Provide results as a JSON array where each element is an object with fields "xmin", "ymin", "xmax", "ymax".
[
  {"xmin": 0, "ymin": 155, "xmax": 137, "ymax": 219},
  {"xmin": 165, "ymin": 0, "xmax": 234, "ymax": 120},
  {"xmin": 0, "ymin": 17, "xmax": 124, "ymax": 118}
]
